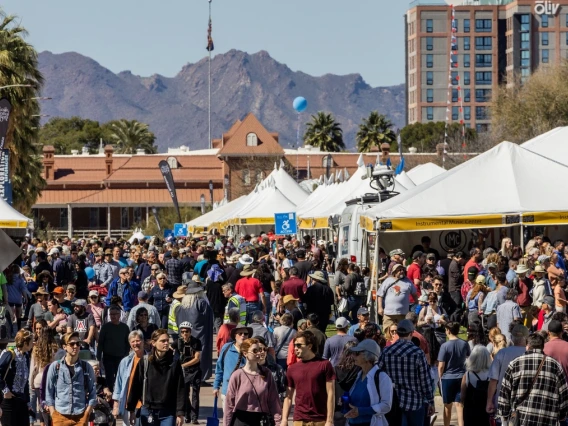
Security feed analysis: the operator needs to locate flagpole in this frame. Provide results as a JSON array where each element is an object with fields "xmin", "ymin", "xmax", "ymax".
[{"xmin": 208, "ymin": 0, "xmax": 212, "ymax": 150}]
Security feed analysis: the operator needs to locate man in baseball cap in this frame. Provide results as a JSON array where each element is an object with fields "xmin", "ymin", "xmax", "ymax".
[
  {"xmin": 178, "ymin": 321, "xmax": 203, "ymax": 423},
  {"xmin": 322, "ymin": 317, "xmax": 357, "ymax": 367}
]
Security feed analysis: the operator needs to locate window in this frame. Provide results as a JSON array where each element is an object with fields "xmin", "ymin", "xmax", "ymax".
[
  {"xmin": 464, "ymin": 19, "xmax": 470, "ymax": 33},
  {"xmin": 133, "ymin": 207, "xmax": 142, "ymax": 224},
  {"xmin": 476, "ymin": 123, "xmax": 489, "ymax": 133},
  {"xmin": 451, "ymin": 54, "xmax": 458, "ymax": 68},
  {"xmin": 89, "ymin": 208, "xmax": 99, "ymax": 228},
  {"xmin": 475, "ymin": 72, "xmax": 492, "ymax": 85},
  {"xmin": 452, "ymin": 89, "xmax": 458, "ymax": 102},
  {"xmin": 452, "ymin": 106, "xmax": 459, "ymax": 121},
  {"xmin": 426, "ymin": 54, "xmax": 433, "ymax": 68},
  {"xmin": 475, "ymin": 36, "xmax": 492, "ymax": 50},
  {"xmin": 476, "ymin": 106, "xmax": 489, "ymax": 120},
  {"xmin": 427, "ymin": 89, "xmax": 434, "ymax": 103},
  {"xmin": 521, "ymin": 32, "xmax": 530, "ymax": 49},
  {"xmin": 464, "ymin": 37, "xmax": 470, "ymax": 50},
  {"xmin": 426, "ymin": 71, "xmax": 434, "ymax": 85},
  {"xmin": 60, "ymin": 208, "xmax": 68, "ymax": 229},
  {"xmin": 121, "ymin": 207, "xmax": 129, "ymax": 229},
  {"xmin": 475, "ymin": 54, "xmax": 492, "ymax": 67},
  {"xmin": 464, "ymin": 89, "xmax": 471, "ymax": 102},
  {"xmin": 426, "ymin": 107, "xmax": 434, "ymax": 121},
  {"xmin": 426, "ymin": 37, "xmax": 433, "ymax": 50},
  {"xmin": 542, "ymin": 32, "xmax": 549, "ymax": 46},
  {"xmin": 464, "ymin": 106, "xmax": 471, "ymax": 120},
  {"xmin": 464, "ymin": 71, "xmax": 471, "ymax": 85},
  {"xmin": 475, "ymin": 19, "xmax": 492, "ymax": 32},
  {"xmin": 453, "ymin": 20, "xmax": 458, "ymax": 31},
  {"xmin": 246, "ymin": 133, "xmax": 258, "ymax": 146},
  {"xmin": 542, "ymin": 14, "xmax": 549, "ymax": 28},
  {"xmin": 566, "ymin": 32, "xmax": 568, "ymax": 45},
  {"xmin": 426, "ymin": 19, "xmax": 433, "ymax": 33},
  {"xmin": 476, "ymin": 89, "xmax": 492, "ymax": 102},
  {"xmin": 451, "ymin": 71, "xmax": 459, "ymax": 85},
  {"xmin": 166, "ymin": 157, "xmax": 178, "ymax": 169},
  {"xmin": 566, "ymin": 14, "xmax": 568, "ymax": 27},
  {"xmin": 542, "ymin": 49, "xmax": 549, "ymax": 63},
  {"xmin": 521, "ymin": 14, "xmax": 530, "ymax": 32},
  {"xmin": 243, "ymin": 169, "xmax": 251, "ymax": 186},
  {"xmin": 464, "ymin": 54, "xmax": 470, "ymax": 67},
  {"xmin": 322, "ymin": 155, "xmax": 333, "ymax": 168},
  {"xmin": 521, "ymin": 50, "xmax": 530, "ymax": 67}
]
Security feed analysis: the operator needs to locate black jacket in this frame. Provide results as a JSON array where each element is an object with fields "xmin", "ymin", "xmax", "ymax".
[
  {"xmin": 0, "ymin": 349, "xmax": 30, "ymax": 401},
  {"xmin": 126, "ymin": 349, "xmax": 185, "ymax": 415}
]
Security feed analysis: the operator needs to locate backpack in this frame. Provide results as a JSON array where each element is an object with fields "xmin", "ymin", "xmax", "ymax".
[
  {"xmin": 374, "ymin": 367, "xmax": 401, "ymax": 425},
  {"xmin": 53, "ymin": 359, "xmax": 92, "ymax": 404},
  {"xmin": 464, "ymin": 372, "xmax": 489, "ymax": 414},
  {"xmin": 353, "ymin": 275, "xmax": 368, "ymax": 297},
  {"xmin": 0, "ymin": 306, "xmax": 9, "ymax": 341}
]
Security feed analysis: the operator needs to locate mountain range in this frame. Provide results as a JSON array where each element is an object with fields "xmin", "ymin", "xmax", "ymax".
[{"xmin": 38, "ymin": 49, "xmax": 406, "ymax": 152}]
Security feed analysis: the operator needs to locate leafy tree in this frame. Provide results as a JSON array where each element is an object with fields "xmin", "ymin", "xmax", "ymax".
[
  {"xmin": 39, "ymin": 117, "xmax": 111, "ymax": 154},
  {"xmin": 108, "ymin": 119, "xmax": 157, "ymax": 154},
  {"xmin": 141, "ymin": 206, "xmax": 202, "ymax": 236},
  {"xmin": 400, "ymin": 122, "xmax": 477, "ymax": 153},
  {"xmin": 356, "ymin": 111, "xmax": 396, "ymax": 152},
  {"xmin": 492, "ymin": 62, "xmax": 568, "ymax": 143},
  {"xmin": 303, "ymin": 112, "xmax": 345, "ymax": 152},
  {"xmin": 0, "ymin": 13, "xmax": 45, "ymax": 212}
]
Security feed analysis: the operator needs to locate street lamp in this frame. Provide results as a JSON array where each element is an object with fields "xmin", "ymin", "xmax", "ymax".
[
  {"xmin": 209, "ymin": 179, "xmax": 214, "ymax": 207},
  {"xmin": 224, "ymin": 174, "xmax": 229, "ymax": 201},
  {"xmin": 200, "ymin": 194, "xmax": 205, "ymax": 215}
]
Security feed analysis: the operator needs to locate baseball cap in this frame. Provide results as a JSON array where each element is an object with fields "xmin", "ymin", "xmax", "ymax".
[
  {"xmin": 88, "ymin": 290, "xmax": 99, "ymax": 297},
  {"xmin": 543, "ymin": 295, "xmax": 556, "ymax": 307},
  {"xmin": 349, "ymin": 339, "xmax": 381, "ymax": 358},
  {"xmin": 412, "ymin": 251, "xmax": 424, "ymax": 260},
  {"xmin": 357, "ymin": 307, "xmax": 369, "ymax": 316},
  {"xmin": 389, "ymin": 248, "xmax": 404, "ymax": 257},
  {"xmin": 397, "ymin": 319, "xmax": 415, "ymax": 334},
  {"xmin": 73, "ymin": 299, "xmax": 87, "ymax": 307},
  {"xmin": 282, "ymin": 295, "xmax": 299, "ymax": 305},
  {"xmin": 391, "ymin": 263, "xmax": 405, "ymax": 274},
  {"xmin": 48, "ymin": 248, "xmax": 59, "ymax": 256},
  {"xmin": 335, "ymin": 317, "xmax": 351, "ymax": 329},
  {"xmin": 66, "ymin": 284, "xmax": 76, "ymax": 291},
  {"xmin": 206, "ymin": 242, "xmax": 215, "ymax": 248},
  {"xmin": 52, "ymin": 287, "xmax": 64, "ymax": 295},
  {"xmin": 467, "ymin": 266, "xmax": 479, "ymax": 276},
  {"xmin": 475, "ymin": 275, "xmax": 486, "ymax": 284}
]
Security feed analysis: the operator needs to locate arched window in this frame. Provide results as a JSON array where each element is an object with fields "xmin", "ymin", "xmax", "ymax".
[
  {"xmin": 322, "ymin": 155, "xmax": 333, "ymax": 168},
  {"xmin": 243, "ymin": 169, "xmax": 251, "ymax": 186},
  {"xmin": 166, "ymin": 157, "xmax": 178, "ymax": 169},
  {"xmin": 246, "ymin": 133, "xmax": 258, "ymax": 147},
  {"xmin": 256, "ymin": 170, "xmax": 265, "ymax": 184}
]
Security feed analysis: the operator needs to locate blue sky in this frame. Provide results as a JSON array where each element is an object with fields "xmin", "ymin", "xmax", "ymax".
[{"xmin": 2, "ymin": 0, "xmax": 411, "ymax": 88}]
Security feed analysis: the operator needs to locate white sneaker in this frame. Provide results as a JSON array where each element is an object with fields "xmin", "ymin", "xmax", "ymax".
[{"xmin": 430, "ymin": 414, "xmax": 437, "ymax": 426}]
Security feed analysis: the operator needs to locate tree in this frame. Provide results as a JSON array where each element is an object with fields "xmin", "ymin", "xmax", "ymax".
[
  {"xmin": 0, "ymin": 13, "xmax": 45, "ymax": 212},
  {"xmin": 39, "ymin": 117, "xmax": 111, "ymax": 154},
  {"xmin": 107, "ymin": 119, "xmax": 157, "ymax": 154},
  {"xmin": 303, "ymin": 112, "xmax": 345, "ymax": 152},
  {"xmin": 492, "ymin": 63, "xmax": 568, "ymax": 143},
  {"xmin": 356, "ymin": 111, "xmax": 396, "ymax": 152},
  {"xmin": 400, "ymin": 121, "xmax": 477, "ymax": 153}
]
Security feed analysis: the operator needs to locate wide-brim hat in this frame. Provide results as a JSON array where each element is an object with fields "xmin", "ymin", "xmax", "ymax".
[
  {"xmin": 239, "ymin": 254, "xmax": 254, "ymax": 265},
  {"xmin": 185, "ymin": 281, "xmax": 203, "ymax": 294},
  {"xmin": 230, "ymin": 325, "xmax": 253, "ymax": 340},
  {"xmin": 534, "ymin": 265, "xmax": 546, "ymax": 274},
  {"xmin": 240, "ymin": 265, "xmax": 255, "ymax": 277},
  {"xmin": 308, "ymin": 271, "xmax": 328, "ymax": 284},
  {"xmin": 516, "ymin": 264, "xmax": 530, "ymax": 275},
  {"xmin": 173, "ymin": 285, "xmax": 188, "ymax": 299},
  {"xmin": 34, "ymin": 287, "xmax": 49, "ymax": 296}
]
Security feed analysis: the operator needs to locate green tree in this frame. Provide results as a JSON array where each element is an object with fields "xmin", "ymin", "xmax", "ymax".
[
  {"xmin": 400, "ymin": 122, "xmax": 477, "ymax": 153},
  {"xmin": 107, "ymin": 119, "xmax": 157, "ymax": 154},
  {"xmin": 141, "ymin": 206, "xmax": 202, "ymax": 236},
  {"xmin": 303, "ymin": 112, "xmax": 345, "ymax": 152},
  {"xmin": 39, "ymin": 117, "xmax": 110, "ymax": 154},
  {"xmin": 0, "ymin": 13, "xmax": 45, "ymax": 212},
  {"xmin": 356, "ymin": 111, "xmax": 397, "ymax": 152}
]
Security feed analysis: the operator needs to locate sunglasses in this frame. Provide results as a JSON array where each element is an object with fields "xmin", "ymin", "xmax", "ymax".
[
  {"xmin": 390, "ymin": 330, "xmax": 398, "ymax": 334},
  {"xmin": 294, "ymin": 343, "xmax": 306, "ymax": 348},
  {"xmin": 249, "ymin": 347, "xmax": 267, "ymax": 354},
  {"xmin": 236, "ymin": 332, "xmax": 249, "ymax": 336},
  {"xmin": 66, "ymin": 341, "xmax": 80, "ymax": 347}
]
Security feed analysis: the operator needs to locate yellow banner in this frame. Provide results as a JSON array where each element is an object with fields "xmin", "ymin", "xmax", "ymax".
[
  {"xmin": 522, "ymin": 212, "xmax": 568, "ymax": 226},
  {"xmin": 0, "ymin": 220, "xmax": 28, "ymax": 229},
  {"xmin": 359, "ymin": 215, "xmax": 375, "ymax": 232},
  {"xmin": 298, "ymin": 217, "xmax": 329, "ymax": 230},
  {"xmin": 239, "ymin": 217, "xmax": 275, "ymax": 225},
  {"xmin": 378, "ymin": 214, "xmax": 516, "ymax": 232}
]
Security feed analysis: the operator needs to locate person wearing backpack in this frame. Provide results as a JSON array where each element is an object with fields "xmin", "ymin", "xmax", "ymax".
[
  {"xmin": 0, "ymin": 329, "xmax": 34, "ymax": 426},
  {"xmin": 459, "ymin": 345, "xmax": 491, "ymax": 426},
  {"xmin": 341, "ymin": 264, "xmax": 367, "ymax": 324},
  {"xmin": 45, "ymin": 331, "xmax": 97, "ymax": 425}
]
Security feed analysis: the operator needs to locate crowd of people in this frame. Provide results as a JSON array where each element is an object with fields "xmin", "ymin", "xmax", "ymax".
[{"xmin": 0, "ymin": 232, "xmax": 565, "ymax": 426}]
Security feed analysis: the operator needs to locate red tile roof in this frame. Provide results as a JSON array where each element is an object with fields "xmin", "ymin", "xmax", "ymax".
[{"xmin": 217, "ymin": 113, "xmax": 284, "ymax": 157}]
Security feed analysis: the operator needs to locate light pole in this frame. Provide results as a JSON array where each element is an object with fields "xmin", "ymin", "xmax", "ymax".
[
  {"xmin": 209, "ymin": 179, "xmax": 214, "ymax": 207},
  {"xmin": 200, "ymin": 194, "xmax": 205, "ymax": 215},
  {"xmin": 224, "ymin": 174, "xmax": 229, "ymax": 201}
]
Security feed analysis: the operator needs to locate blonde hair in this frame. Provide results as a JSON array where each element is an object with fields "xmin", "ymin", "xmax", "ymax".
[
  {"xmin": 492, "ymin": 334, "xmax": 508, "ymax": 356},
  {"xmin": 181, "ymin": 291, "xmax": 206, "ymax": 309},
  {"xmin": 500, "ymin": 238, "xmax": 513, "ymax": 258},
  {"xmin": 488, "ymin": 327, "xmax": 502, "ymax": 343}
]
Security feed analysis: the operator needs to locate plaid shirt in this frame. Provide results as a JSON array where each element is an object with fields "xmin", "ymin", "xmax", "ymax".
[
  {"xmin": 498, "ymin": 349, "xmax": 568, "ymax": 426},
  {"xmin": 377, "ymin": 339, "xmax": 434, "ymax": 411},
  {"xmin": 165, "ymin": 258, "xmax": 183, "ymax": 286}
]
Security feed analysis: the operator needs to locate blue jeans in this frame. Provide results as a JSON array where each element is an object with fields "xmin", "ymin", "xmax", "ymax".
[
  {"xmin": 140, "ymin": 406, "xmax": 176, "ymax": 426},
  {"xmin": 346, "ymin": 296, "xmax": 365, "ymax": 324},
  {"xmin": 246, "ymin": 302, "xmax": 260, "ymax": 324},
  {"xmin": 401, "ymin": 405, "xmax": 425, "ymax": 426}
]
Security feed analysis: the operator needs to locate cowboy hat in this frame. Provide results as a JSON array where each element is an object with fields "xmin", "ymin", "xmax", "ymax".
[
  {"xmin": 185, "ymin": 281, "xmax": 204, "ymax": 294},
  {"xmin": 239, "ymin": 254, "xmax": 254, "ymax": 265},
  {"xmin": 34, "ymin": 287, "xmax": 49, "ymax": 296},
  {"xmin": 230, "ymin": 325, "xmax": 254, "ymax": 340},
  {"xmin": 515, "ymin": 264, "xmax": 530, "ymax": 275},
  {"xmin": 240, "ymin": 264, "xmax": 255, "ymax": 277},
  {"xmin": 282, "ymin": 294, "xmax": 299, "ymax": 305},
  {"xmin": 534, "ymin": 265, "xmax": 546, "ymax": 274},
  {"xmin": 308, "ymin": 271, "xmax": 328, "ymax": 284},
  {"xmin": 173, "ymin": 285, "xmax": 188, "ymax": 299}
]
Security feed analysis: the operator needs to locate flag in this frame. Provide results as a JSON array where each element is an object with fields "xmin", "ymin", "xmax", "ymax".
[
  {"xmin": 395, "ymin": 133, "xmax": 405, "ymax": 176},
  {"xmin": 158, "ymin": 160, "xmax": 182, "ymax": 223},
  {"xmin": 206, "ymin": 17, "xmax": 214, "ymax": 52}
]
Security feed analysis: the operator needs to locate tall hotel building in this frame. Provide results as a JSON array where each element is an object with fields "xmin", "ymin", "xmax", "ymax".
[{"xmin": 405, "ymin": 0, "xmax": 568, "ymax": 132}]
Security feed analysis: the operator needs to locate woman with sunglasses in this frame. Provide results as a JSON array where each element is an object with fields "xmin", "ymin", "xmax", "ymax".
[
  {"xmin": 86, "ymin": 290, "xmax": 105, "ymax": 328},
  {"xmin": 149, "ymin": 272, "xmax": 173, "ymax": 329},
  {"xmin": 224, "ymin": 338, "xmax": 282, "ymax": 426},
  {"xmin": 135, "ymin": 307, "xmax": 159, "ymax": 352}
]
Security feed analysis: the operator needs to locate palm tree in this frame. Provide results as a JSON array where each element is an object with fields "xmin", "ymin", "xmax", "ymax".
[
  {"xmin": 356, "ymin": 111, "xmax": 397, "ymax": 152},
  {"xmin": 108, "ymin": 119, "xmax": 157, "ymax": 154},
  {"xmin": 0, "ymin": 13, "xmax": 45, "ymax": 212},
  {"xmin": 303, "ymin": 112, "xmax": 344, "ymax": 152}
]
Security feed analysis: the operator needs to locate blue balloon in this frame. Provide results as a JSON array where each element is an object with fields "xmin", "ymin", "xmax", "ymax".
[
  {"xmin": 293, "ymin": 96, "xmax": 307, "ymax": 113},
  {"xmin": 85, "ymin": 266, "xmax": 95, "ymax": 281}
]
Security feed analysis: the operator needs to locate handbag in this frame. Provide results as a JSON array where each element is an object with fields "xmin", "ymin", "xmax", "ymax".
[
  {"xmin": 506, "ymin": 355, "xmax": 547, "ymax": 426},
  {"xmin": 243, "ymin": 369, "xmax": 276, "ymax": 426},
  {"xmin": 337, "ymin": 298, "xmax": 348, "ymax": 313}
]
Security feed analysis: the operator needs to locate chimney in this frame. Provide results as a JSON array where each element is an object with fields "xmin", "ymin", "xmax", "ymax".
[
  {"xmin": 82, "ymin": 146, "xmax": 89, "ymax": 155},
  {"xmin": 104, "ymin": 145, "xmax": 113, "ymax": 177},
  {"xmin": 71, "ymin": 149, "xmax": 79, "ymax": 156},
  {"xmin": 43, "ymin": 145, "xmax": 55, "ymax": 181},
  {"xmin": 136, "ymin": 149, "xmax": 145, "ymax": 155}
]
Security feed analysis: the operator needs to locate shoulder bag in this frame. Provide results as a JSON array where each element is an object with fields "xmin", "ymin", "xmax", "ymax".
[
  {"xmin": 506, "ymin": 355, "xmax": 546, "ymax": 426},
  {"xmin": 242, "ymin": 369, "xmax": 275, "ymax": 426}
]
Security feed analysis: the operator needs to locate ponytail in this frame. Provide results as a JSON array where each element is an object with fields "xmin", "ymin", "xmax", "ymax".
[{"xmin": 231, "ymin": 352, "xmax": 244, "ymax": 376}]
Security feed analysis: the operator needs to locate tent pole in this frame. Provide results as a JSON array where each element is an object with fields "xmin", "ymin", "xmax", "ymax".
[
  {"xmin": 371, "ymin": 224, "xmax": 381, "ymax": 326},
  {"xmin": 520, "ymin": 224, "xmax": 524, "ymax": 252}
]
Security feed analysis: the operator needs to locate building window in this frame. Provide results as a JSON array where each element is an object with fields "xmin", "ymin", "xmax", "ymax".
[
  {"xmin": 476, "ymin": 89, "xmax": 492, "ymax": 102},
  {"xmin": 451, "ymin": 71, "xmax": 459, "ymax": 86},
  {"xmin": 476, "ymin": 123, "xmax": 489, "ymax": 133},
  {"xmin": 246, "ymin": 133, "xmax": 258, "ymax": 147},
  {"xmin": 166, "ymin": 157, "xmax": 178, "ymax": 169},
  {"xmin": 322, "ymin": 155, "xmax": 333, "ymax": 168},
  {"xmin": 451, "ymin": 54, "xmax": 458, "ymax": 68},
  {"xmin": 542, "ymin": 14, "xmax": 549, "ymax": 28},
  {"xmin": 426, "ymin": 19, "xmax": 433, "ymax": 33},
  {"xmin": 426, "ymin": 107, "xmax": 434, "ymax": 121},
  {"xmin": 426, "ymin": 37, "xmax": 433, "ymax": 50},
  {"xmin": 476, "ymin": 106, "xmax": 489, "ymax": 120},
  {"xmin": 133, "ymin": 207, "xmax": 142, "ymax": 224},
  {"xmin": 464, "ymin": 37, "xmax": 470, "ymax": 50},
  {"xmin": 242, "ymin": 169, "xmax": 251, "ymax": 186},
  {"xmin": 566, "ymin": 14, "xmax": 568, "ymax": 27},
  {"xmin": 121, "ymin": 207, "xmax": 129, "ymax": 229},
  {"xmin": 255, "ymin": 170, "xmax": 264, "ymax": 184},
  {"xmin": 426, "ymin": 54, "xmax": 433, "ymax": 68},
  {"xmin": 452, "ymin": 89, "xmax": 458, "ymax": 102},
  {"xmin": 542, "ymin": 32, "xmax": 549, "ymax": 46},
  {"xmin": 452, "ymin": 106, "xmax": 459, "ymax": 120},
  {"xmin": 566, "ymin": 32, "xmax": 568, "ymax": 45},
  {"xmin": 427, "ymin": 89, "xmax": 434, "ymax": 103},
  {"xmin": 464, "ymin": 71, "xmax": 471, "ymax": 85},
  {"xmin": 521, "ymin": 14, "xmax": 530, "ymax": 32},
  {"xmin": 464, "ymin": 106, "xmax": 471, "ymax": 120},
  {"xmin": 521, "ymin": 50, "xmax": 530, "ymax": 67},
  {"xmin": 475, "ymin": 72, "xmax": 492, "ymax": 85},
  {"xmin": 426, "ymin": 71, "xmax": 434, "ymax": 85},
  {"xmin": 60, "ymin": 208, "xmax": 68, "ymax": 229},
  {"xmin": 475, "ymin": 36, "xmax": 492, "ymax": 50},
  {"xmin": 542, "ymin": 49, "xmax": 549, "ymax": 63},
  {"xmin": 464, "ymin": 89, "xmax": 471, "ymax": 102},
  {"xmin": 475, "ymin": 54, "xmax": 492, "ymax": 67},
  {"xmin": 464, "ymin": 54, "xmax": 470, "ymax": 67},
  {"xmin": 475, "ymin": 19, "xmax": 492, "ymax": 32},
  {"xmin": 521, "ymin": 32, "xmax": 530, "ymax": 49},
  {"xmin": 464, "ymin": 19, "xmax": 470, "ymax": 33},
  {"xmin": 89, "ymin": 208, "xmax": 99, "ymax": 228}
]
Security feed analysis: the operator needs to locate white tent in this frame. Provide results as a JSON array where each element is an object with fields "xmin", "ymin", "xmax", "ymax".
[
  {"xmin": 187, "ymin": 195, "xmax": 247, "ymax": 233},
  {"xmin": 406, "ymin": 162, "xmax": 445, "ymax": 185},
  {"xmin": 361, "ymin": 141, "xmax": 568, "ymax": 232},
  {"xmin": 521, "ymin": 127, "xmax": 568, "ymax": 165},
  {"xmin": 0, "ymin": 198, "xmax": 33, "ymax": 229},
  {"xmin": 394, "ymin": 171, "xmax": 416, "ymax": 189},
  {"xmin": 273, "ymin": 163, "xmax": 309, "ymax": 205}
]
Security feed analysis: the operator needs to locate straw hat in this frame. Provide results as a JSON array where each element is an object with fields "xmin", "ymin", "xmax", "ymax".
[
  {"xmin": 240, "ymin": 264, "xmax": 255, "ymax": 277},
  {"xmin": 173, "ymin": 285, "xmax": 188, "ymax": 299}
]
